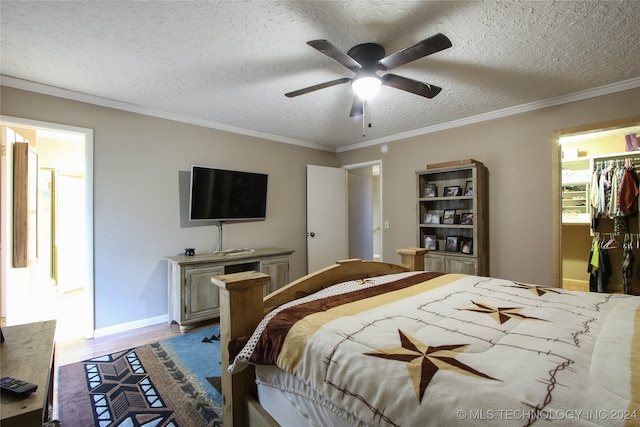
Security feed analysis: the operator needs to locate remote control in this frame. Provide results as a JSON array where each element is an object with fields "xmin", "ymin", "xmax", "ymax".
[{"xmin": 0, "ymin": 376, "xmax": 38, "ymax": 397}]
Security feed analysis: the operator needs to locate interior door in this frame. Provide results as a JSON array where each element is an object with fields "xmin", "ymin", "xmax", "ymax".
[{"xmin": 306, "ymin": 165, "xmax": 348, "ymax": 273}]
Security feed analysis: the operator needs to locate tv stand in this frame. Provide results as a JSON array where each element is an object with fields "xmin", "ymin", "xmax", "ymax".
[
  {"xmin": 213, "ymin": 248, "xmax": 256, "ymax": 257},
  {"xmin": 166, "ymin": 247, "xmax": 294, "ymax": 332}
]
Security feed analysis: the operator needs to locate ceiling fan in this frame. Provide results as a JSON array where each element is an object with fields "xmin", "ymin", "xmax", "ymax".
[{"xmin": 285, "ymin": 33, "xmax": 452, "ymax": 117}]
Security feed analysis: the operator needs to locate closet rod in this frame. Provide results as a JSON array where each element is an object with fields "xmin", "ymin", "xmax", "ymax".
[
  {"xmin": 593, "ymin": 232, "xmax": 640, "ymax": 246},
  {"xmin": 594, "ymin": 231, "xmax": 640, "ymax": 236},
  {"xmin": 594, "ymin": 155, "xmax": 640, "ymax": 166}
]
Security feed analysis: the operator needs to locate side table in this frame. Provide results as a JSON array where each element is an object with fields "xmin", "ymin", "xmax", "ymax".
[{"xmin": 0, "ymin": 320, "xmax": 56, "ymax": 427}]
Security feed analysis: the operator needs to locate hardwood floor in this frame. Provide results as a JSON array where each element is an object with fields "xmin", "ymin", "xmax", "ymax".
[{"xmin": 55, "ymin": 321, "xmax": 218, "ymax": 368}]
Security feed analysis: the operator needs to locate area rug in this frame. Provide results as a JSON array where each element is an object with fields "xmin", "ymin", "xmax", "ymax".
[{"xmin": 57, "ymin": 326, "xmax": 223, "ymax": 427}]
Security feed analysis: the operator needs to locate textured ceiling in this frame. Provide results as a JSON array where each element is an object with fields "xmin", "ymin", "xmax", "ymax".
[{"xmin": 1, "ymin": 1, "xmax": 639, "ymax": 152}]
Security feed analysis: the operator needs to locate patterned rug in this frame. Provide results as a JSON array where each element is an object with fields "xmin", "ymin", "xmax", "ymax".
[{"xmin": 57, "ymin": 326, "xmax": 223, "ymax": 427}]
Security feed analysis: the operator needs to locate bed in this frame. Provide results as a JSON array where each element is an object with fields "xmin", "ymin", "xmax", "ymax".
[{"xmin": 212, "ymin": 248, "xmax": 640, "ymax": 426}]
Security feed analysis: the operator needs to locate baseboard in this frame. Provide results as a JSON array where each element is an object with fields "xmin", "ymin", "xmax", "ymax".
[{"xmin": 93, "ymin": 314, "xmax": 169, "ymax": 338}]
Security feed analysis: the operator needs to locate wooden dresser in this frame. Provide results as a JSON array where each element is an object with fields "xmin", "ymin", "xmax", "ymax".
[
  {"xmin": 0, "ymin": 320, "xmax": 56, "ymax": 427},
  {"xmin": 167, "ymin": 247, "xmax": 294, "ymax": 331}
]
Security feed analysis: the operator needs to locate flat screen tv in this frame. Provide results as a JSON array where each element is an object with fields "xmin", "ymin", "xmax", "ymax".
[{"xmin": 189, "ymin": 166, "xmax": 268, "ymax": 221}]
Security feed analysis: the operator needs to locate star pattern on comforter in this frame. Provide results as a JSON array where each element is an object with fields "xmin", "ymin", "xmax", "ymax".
[
  {"xmin": 237, "ymin": 272, "xmax": 640, "ymax": 426},
  {"xmin": 364, "ymin": 329, "xmax": 499, "ymax": 402},
  {"xmin": 461, "ymin": 301, "xmax": 548, "ymax": 324},
  {"xmin": 508, "ymin": 282, "xmax": 565, "ymax": 296}
]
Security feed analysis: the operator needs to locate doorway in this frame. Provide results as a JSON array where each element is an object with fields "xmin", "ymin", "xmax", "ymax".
[
  {"xmin": 0, "ymin": 117, "xmax": 94, "ymax": 340},
  {"xmin": 305, "ymin": 161, "xmax": 383, "ymax": 273},
  {"xmin": 345, "ymin": 161, "xmax": 383, "ymax": 261},
  {"xmin": 554, "ymin": 116, "xmax": 640, "ymax": 293}
]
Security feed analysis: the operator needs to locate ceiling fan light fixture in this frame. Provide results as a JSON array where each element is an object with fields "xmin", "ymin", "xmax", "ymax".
[{"xmin": 352, "ymin": 75, "xmax": 381, "ymax": 100}]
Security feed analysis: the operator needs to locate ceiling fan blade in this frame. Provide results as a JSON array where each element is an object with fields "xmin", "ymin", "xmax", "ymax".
[
  {"xmin": 285, "ymin": 77, "xmax": 351, "ymax": 98},
  {"xmin": 381, "ymin": 74, "xmax": 442, "ymax": 98},
  {"xmin": 377, "ymin": 33, "xmax": 452, "ymax": 71},
  {"xmin": 349, "ymin": 97, "xmax": 364, "ymax": 117},
  {"xmin": 307, "ymin": 40, "xmax": 362, "ymax": 71}
]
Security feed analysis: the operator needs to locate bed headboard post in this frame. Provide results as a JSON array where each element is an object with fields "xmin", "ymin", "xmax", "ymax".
[
  {"xmin": 396, "ymin": 247, "xmax": 429, "ymax": 271},
  {"xmin": 212, "ymin": 271, "xmax": 271, "ymax": 427}
]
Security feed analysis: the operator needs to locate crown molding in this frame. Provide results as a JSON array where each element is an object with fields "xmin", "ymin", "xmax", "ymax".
[
  {"xmin": 0, "ymin": 75, "xmax": 336, "ymax": 153},
  {"xmin": 337, "ymin": 77, "xmax": 640, "ymax": 153},
  {"xmin": 3, "ymin": 75, "xmax": 639, "ymax": 154}
]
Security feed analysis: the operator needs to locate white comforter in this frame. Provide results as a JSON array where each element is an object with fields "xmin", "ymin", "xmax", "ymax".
[{"xmin": 232, "ymin": 272, "xmax": 640, "ymax": 426}]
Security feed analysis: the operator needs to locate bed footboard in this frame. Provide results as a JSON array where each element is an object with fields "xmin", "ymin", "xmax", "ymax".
[
  {"xmin": 396, "ymin": 247, "xmax": 427, "ymax": 270},
  {"xmin": 212, "ymin": 247, "xmax": 427, "ymax": 426},
  {"xmin": 212, "ymin": 271, "xmax": 271, "ymax": 427}
]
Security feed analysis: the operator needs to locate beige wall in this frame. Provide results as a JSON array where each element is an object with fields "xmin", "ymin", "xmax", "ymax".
[
  {"xmin": 2, "ymin": 84, "xmax": 640, "ymax": 331},
  {"xmin": 337, "ymin": 87, "xmax": 640, "ymax": 286},
  {"xmin": 1, "ymin": 86, "xmax": 336, "ymax": 330}
]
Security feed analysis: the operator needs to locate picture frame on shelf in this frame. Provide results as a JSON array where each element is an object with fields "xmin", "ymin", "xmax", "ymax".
[
  {"xmin": 464, "ymin": 180, "xmax": 474, "ymax": 196},
  {"xmin": 424, "ymin": 212, "xmax": 441, "ymax": 224},
  {"xmin": 423, "ymin": 183, "xmax": 438, "ymax": 197},
  {"xmin": 444, "ymin": 185, "xmax": 462, "ymax": 197},
  {"xmin": 445, "ymin": 236, "xmax": 460, "ymax": 252},
  {"xmin": 424, "ymin": 235, "xmax": 437, "ymax": 250},
  {"xmin": 442, "ymin": 209, "xmax": 456, "ymax": 224},
  {"xmin": 461, "ymin": 237, "xmax": 473, "ymax": 254},
  {"xmin": 460, "ymin": 212, "xmax": 474, "ymax": 225}
]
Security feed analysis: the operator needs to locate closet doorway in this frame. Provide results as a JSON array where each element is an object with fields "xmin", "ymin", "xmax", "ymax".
[
  {"xmin": 0, "ymin": 117, "xmax": 94, "ymax": 340},
  {"xmin": 555, "ymin": 116, "xmax": 640, "ymax": 294}
]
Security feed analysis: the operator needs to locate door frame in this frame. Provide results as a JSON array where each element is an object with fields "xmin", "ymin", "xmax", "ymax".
[
  {"xmin": 343, "ymin": 159, "xmax": 383, "ymax": 261},
  {"xmin": 552, "ymin": 115, "xmax": 640, "ymax": 289},
  {"xmin": 0, "ymin": 115, "xmax": 94, "ymax": 338}
]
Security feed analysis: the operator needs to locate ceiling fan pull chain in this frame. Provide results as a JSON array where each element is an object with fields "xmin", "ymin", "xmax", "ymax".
[
  {"xmin": 361, "ymin": 99, "xmax": 374, "ymax": 137},
  {"xmin": 362, "ymin": 99, "xmax": 367, "ymax": 137}
]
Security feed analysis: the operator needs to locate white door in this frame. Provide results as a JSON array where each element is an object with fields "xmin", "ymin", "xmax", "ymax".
[{"xmin": 306, "ymin": 165, "xmax": 348, "ymax": 273}]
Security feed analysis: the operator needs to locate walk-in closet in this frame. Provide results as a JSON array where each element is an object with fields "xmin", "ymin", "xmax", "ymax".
[{"xmin": 561, "ymin": 121, "xmax": 640, "ymax": 295}]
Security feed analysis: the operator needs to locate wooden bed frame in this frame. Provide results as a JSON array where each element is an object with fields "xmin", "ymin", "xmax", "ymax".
[{"xmin": 211, "ymin": 247, "xmax": 428, "ymax": 427}]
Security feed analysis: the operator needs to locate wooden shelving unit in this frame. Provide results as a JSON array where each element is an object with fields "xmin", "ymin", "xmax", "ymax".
[{"xmin": 416, "ymin": 161, "xmax": 489, "ymax": 276}]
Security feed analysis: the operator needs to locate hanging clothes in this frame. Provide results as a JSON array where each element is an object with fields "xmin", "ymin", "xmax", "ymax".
[
  {"xmin": 590, "ymin": 159, "xmax": 640, "ymax": 219},
  {"xmin": 618, "ymin": 161, "xmax": 639, "ymax": 215},
  {"xmin": 598, "ymin": 162, "xmax": 608, "ymax": 216},
  {"xmin": 588, "ymin": 237, "xmax": 612, "ymax": 293},
  {"xmin": 614, "ymin": 215, "xmax": 629, "ymax": 235},
  {"xmin": 590, "ymin": 163, "xmax": 601, "ymax": 232},
  {"xmin": 603, "ymin": 162, "xmax": 615, "ymax": 218},
  {"xmin": 608, "ymin": 161, "xmax": 620, "ymax": 217},
  {"xmin": 622, "ymin": 235, "xmax": 634, "ymax": 294},
  {"xmin": 590, "ymin": 164, "xmax": 601, "ymax": 214},
  {"xmin": 587, "ymin": 157, "xmax": 640, "ymax": 294}
]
